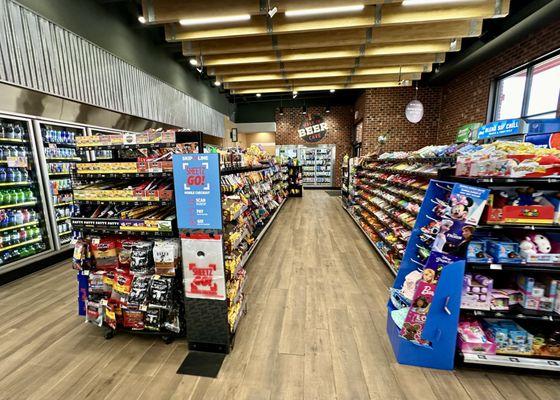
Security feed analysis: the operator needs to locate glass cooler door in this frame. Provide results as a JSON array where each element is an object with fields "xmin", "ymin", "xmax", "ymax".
[
  {"xmin": 0, "ymin": 113, "xmax": 55, "ymax": 275},
  {"xmin": 33, "ymin": 120, "xmax": 87, "ymax": 250}
]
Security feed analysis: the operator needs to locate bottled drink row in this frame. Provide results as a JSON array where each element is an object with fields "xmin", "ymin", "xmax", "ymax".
[
  {"xmin": 0, "ymin": 146, "xmax": 28, "ymax": 159},
  {"xmin": 41, "ymin": 127, "xmax": 77, "ymax": 144},
  {"xmin": 0, "ymin": 123, "xmax": 26, "ymax": 140},
  {"xmin": 0, "ymin": 188, "xmax": 36, "ymax": 204},
  {"xmin": 0, "ymin": 208, "xmax": 39, "ymax": 227},
  {"xmin": 45, "ymin": 147, "xmax": 79, "ymax": 160}
]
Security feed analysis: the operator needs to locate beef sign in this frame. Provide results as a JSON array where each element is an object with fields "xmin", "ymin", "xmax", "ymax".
[{"xmin": 298, "ymin": 115, "xmax": 327, "ymax": 142}]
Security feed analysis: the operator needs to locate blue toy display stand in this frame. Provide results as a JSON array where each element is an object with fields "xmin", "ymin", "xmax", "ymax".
[{"xmin": 386, "ymin": 180, "xmax": 466, "ymax": 370}]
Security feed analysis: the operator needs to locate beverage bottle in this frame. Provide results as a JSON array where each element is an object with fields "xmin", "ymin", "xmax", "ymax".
[
  {"xmin": 29, "ymin": 210, "xmax": 37, "ymax": 221},
  {"xmin": 7, "ymin": 210, "xmax": 15, "ymax": 226},
  {"xmin": 0, "ymin": 168, "xmax": 6, "ymax": 183},
  {"xmin": 3, "ymin": 231, "xmax": 11, "ymax": 246},
  {"xmin": 12, "ymin": 249, "xmax": 20, "ymax": 259},
  {"xmin": 0, "ymin": 210, "xmax": 5, "ymax": 227},
  {"xmin": 0, "ymin": 147, "xmax": 4, "ymax": 161},
  {"xmin": 6, "ymin": 168, "xmax": 14, "ymax": 182},
  {"xmin": 19, "ymin": 228, "xmax": 27, "ymax": 242},
  {"xmin": 8, "ymin": 146, "xmax": 16, "ymax": 158},
  {"xmin": 0, "ymin": 191, "xmax": 4, "ymax": 205},
  {"xmin": 15, "ymin": 210, "xmax": 23, "ymax": 225},
  {"xmin": 13, "ymin": 125, "xmax": 23, "ymax": 140},
  {"xmin": 5, "ymin": 190, "xmax": 14, "ymax": 204},
  {"xmin": 20, "ymin": 169, "xmax": 28, "ymax": 182},
  {"xmin": 17, "ymin": 189, "xmax": 24, "ymax": 203},
  {"xmin": 12, "ymin": 169, "xmax": 21, "ymax": 183},
  {"xmin": 3, "ymin": 251, "xmax": 11, "ymax": 263},
  {"xmin": 11, "ymin": 230, "xmax": 19, "ymax": 244},
  {"xmin": 25, "ymin": 188, "xmax": 35, "ymax": 201},
  {"xmin": 21, "ymin": 209, "xmax": 30, "ymax": 223},
  {"xmin": 5, "ymin": 124, "xmax": 15, "ymax": 139},
  {"xmin": 0, "ymin": 124, "xmax": 5, "ymax": 138}
]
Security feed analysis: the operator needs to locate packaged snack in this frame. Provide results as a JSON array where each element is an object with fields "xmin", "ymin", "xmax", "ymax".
[
  {"xmin": 103, "ymin": 270, "xmax": 115, "ymax": 294},
  {"xmin": 144, "ymin": 307, "xmax": 161, "ymax": 331},
  {"xmin": 122, "ymin": 309, "xmax": 145, "ymax": 330},
  {"xmin": 91, "ymin": 237, "xmax": 119, "ymax": 270},
  {"xmin": 117, "ymin": 238, "xmax": 136, "ymax": 269},
  {"xmin": 85, "ymin": 301, "xmax": 103, "ymax": 326},
  {"xmin": 163, "ymin": 306, "xmax": 181, "ymax": 333},
  {"xmin": 72, "ymin": 239, "xmax": 91, "ymax": 270},
  {"xmin": 130, "ymin": 241, "xmax": 154, "ymax": 275},
  {"xmin": 104, "ymin": 302, "xmax": 117, "ymax": 330},
  {"xmin": 153, "ymin": 239, "xmax": 179, "ymax": 276},
  {"xmin": 88, "ymin": 272, "xmax": 106, "ymax": 296},
  {"xmin": 127, "ymin": 275, "xmax": 150, "ymax": 308},
  {"xmin": 148, "ymin": 275, "xmax": 172, "ymax": 309},
  {"xmin": 111, "ymin": 272, "xmax": 133, "ymax": 304}
]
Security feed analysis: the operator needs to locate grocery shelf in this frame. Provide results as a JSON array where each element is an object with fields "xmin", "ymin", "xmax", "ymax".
[
  {"xmin": 452, "ymin": 176, "xmax": 560, "ymax": 186},
  {"xmin": 75, "ymin": 226, "xmax": 176, "ymax": 237},
  {"xmin": 221, "ymin": 164, "xmax": 271, "ymax": 175},
  {"xmin": 48, "ymin": 172, "xmax": 72, "ymax": 177},
  {"xmin": 56, "ymin": 216, "xmax": 71, "ymax": 222},
  {"xmin": 343, "ymin": 205, "xmax": 398, "ymax": 276},
  {"xmin": 77, "ymin": 142, "xmax": 176, "ymax": 150},
  {"xmin": 357, "ymin": 195, "xmax": 414, "ymax": 231},
  {"xmin": 468, "ymin": 262, "xmax": 560, "ymax": 273},
  {"xmin": 358, "ymin": 173, "xmax": 428, "ymax": 192},
  {"xmin": 0, "ymin": 220, "xmax": 39, "ymax": 232},
  {"xmin": 230, "ymin": 277, "xmax": 247, "ymax": 305},
  {"xmin": 357, "ymin": 186, "xmax": 419, "ymax": 217},
  {"xmin": 75, "ymin": 171, "xmax": 173, "ymax": 179},
  {"xmin": 230, "ymin": 300, "xmax": 247, "ymax": 335},
  {"xmin": 478, "ymin": 224, "xmax": 560, "ymax": 231},
  {"xmin": 0, "ymin": 237, "xmax": 42, "ymax": 252},
  {"xmin": 461, "ymin": 352, "xmax": 560, "ymax": 372},
  {"xmin": 46, "ymin": 157, "xmax": 81, "ymax": 162},
  {"xmin": 364, "ymin": 166, "xmax": 437, "ymax": 179},
  {"xmin": 462, "ymin": 305, "xmax": 560, "ymax": 322},
  {"xmin": 0, "ymin": 201, "xmax": 37, "ymax": 209},
  {"xmin": 360, "ymin": 179, "xmax": 423, "ymax": 204},
  {"xmin": 74, "ymin": 199, "xmax": 173, "ymax": 206},
  {"xmin": 0, "ymin": 181, "xmax": 33, "ymax": 187}
]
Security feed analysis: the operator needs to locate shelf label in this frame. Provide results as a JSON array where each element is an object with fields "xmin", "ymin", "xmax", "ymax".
[
  {"xmin": 490, "ymin": 263, "xmax": 502, "ymax": 270},
  {"xmin": 173, "ymin": 153, "xmax": 222, "ymax": 230},
  {"xmin": 7, "ymin": 156, "xmax": 27, "ymax": 168}
]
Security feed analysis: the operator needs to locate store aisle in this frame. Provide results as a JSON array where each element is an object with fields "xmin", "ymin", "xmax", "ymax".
[{"xmin": 1, "ymin": 191, "xmax": 559, "ymax": 400}]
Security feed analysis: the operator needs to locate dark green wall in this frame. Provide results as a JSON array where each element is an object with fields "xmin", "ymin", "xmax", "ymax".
[{"xmin": 17, "ymin": 0, "xmax": 230, "ymax": 114}]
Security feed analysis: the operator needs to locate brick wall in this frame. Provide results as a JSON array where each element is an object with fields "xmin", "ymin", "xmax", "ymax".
[
  {"xmin": 438, "ymin": 19, "xmax": 560, "ymax": 143},
  {"xmin": 358, "ymin": 86, "xmax": 442, "ymax": 155},
  {"xmin": 275, "ymin": 105, "xmax": 353, "ymax": 187}
]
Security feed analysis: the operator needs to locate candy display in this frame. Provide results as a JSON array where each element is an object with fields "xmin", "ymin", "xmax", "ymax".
[{"xmin": 76, "ymin": 128, "xmax": 177, "ymax": 148}]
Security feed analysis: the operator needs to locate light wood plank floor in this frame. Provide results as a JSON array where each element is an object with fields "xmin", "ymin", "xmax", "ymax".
[{"xmin": 0, "ymin": 191, "xmax": 558, "ymax": 400}]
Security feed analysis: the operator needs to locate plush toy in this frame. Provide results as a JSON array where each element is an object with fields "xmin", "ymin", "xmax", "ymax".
[
  {"xmin": 514, "ymin": 187, "xmax": 545, "ymax": 206},
  {"xmin": 492, "ymin": 191, "xmax": 510, "ymax": 209},
  {"xmin": 529, "ymin": 233, "xmax": 552, "ymax": 254}
]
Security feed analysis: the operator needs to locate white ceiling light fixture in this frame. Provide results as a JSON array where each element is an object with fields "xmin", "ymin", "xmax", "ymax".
[
  {"xmin": 138, "ymin": 16, "xmax": 146, "ymax": 24},
  {"xmin": 330, "ymin": 89, "xmax": 336, "ymax": 93},
  {"xmin": 285, "ymin": 5, "xmax": 365, "ymax": 17},
  {"xmin": 189, "ymin": 58, "xmax": 198, "ymax": 66},
  {"xmin": 292, "ymin": 90, "xmax": 298, "ymax": 99},
  {"xmin": 402, "ymin": 0, "xmax": 481, "ymax": 5},
  {"xmin": 256, "ymin": 93, "xmax": 262, "ymax": 97},
  {"xmin": 179, "ymin": 14, "xmax": 251, "ymax": 26},
  {"xmin": 214, "ymin": 80, "xmax": 221, "ymax": 87}
]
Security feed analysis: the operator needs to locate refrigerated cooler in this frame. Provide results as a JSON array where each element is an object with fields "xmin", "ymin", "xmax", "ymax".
[
  {"xmin": 0, "ymin": 113, "xmax": 55, "ymax": 274},
  {"xmin": 277, "ymin": 144, "xmax": 335, "ymax": 188},
  {"xmin": 33, "ymin": 120, "xmax": 88, "ymax": 248}
]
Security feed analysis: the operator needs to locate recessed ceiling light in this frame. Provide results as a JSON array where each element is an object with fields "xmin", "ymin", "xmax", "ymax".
[
  {"xmin": 325, "ymin": 105, "xmax": 331, "ymax": 113},
  {"xmin": 138, "ymin": 16, "xmax": 146, "ymax": 24},
  {"xmin": 214, "ymin": 80, "xmax": 221, "ymax": 87},
  {"xmin": 330, "ymin": 89, "xmax": 336, "ymax": 93},
  {"xmin": 189, "ymin": 58, "xmax": 198, "ymax": 66},
  {"xmin": 179, "ymin": 14, "xmax": 251, "ymax": 26},
  {"xmin": 302, "ymin": 105, "xmax": 307, "ymax": 115},
  {"xmin": 256, "ymin": 93, "xmax": 262, "ymax": 97},
  {"xmin": 285, "ymin": 5, "xmax": 364, "ymax": 17}
]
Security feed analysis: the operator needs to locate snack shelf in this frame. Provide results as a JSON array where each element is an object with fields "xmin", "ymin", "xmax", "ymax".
[
  {"xmin": 230, "ymin": 300, "xmax": 248, "ymax": 335},
  {"xmin": 462, "ymin": 305, "xmax": 560, "ymax": 322},
  {"xmin": 76, "ymin": 171, "xmax": 174, "ymax": 179},
  {"xmin": 220, "ymin": 164, "xmax": 270, "ymax": 175},
  {"xmin": 365, "ymin": 166, "xmax": 437, "ymax": 179},
  {"xmin": 357, "ymin": 195, "xmax": 415, "ymax": 231},
  {"xmin": 460, "ymin": 352, "xmax": 560, "ymax": 372},
  {"xmin": 229, "ymin": 277, "xmax": 247, "ymax": 305},
  {"xmin": 75, "ymin": 226, "xmax": 176, "ymax": 237},
  {"xmin": 358, "ymin": 173, "xmax": 428, "ymax": 192},
  {"xmin": 73, "ymin": 199, "xmax": 173, "ymax": 206},
  {"xmin": 71, "ymin": 217, "xmax": 174, "ymax": 234},
  {"xmin": 468, "ymin": 262, "xmax": 560, "ymax": 273},
  {"xmin": 358, "ymin": 205, "xmax": 409, "ymax": 247},
  {"xmin": 0, "ymin": 237, "xmax": 42, "ymax": 252},
  {"xmin": 452, "ymin": 176, "xmax": 560, "ymax": 185},
  {"xmin": 0, "ymin": 201, "xmax": 37, "ymax": 209},
  {"xmin": 0, "ymin": 220, "xmax": 39, "ymax": 232},
  {"xmin": 478, "ymin": 224, "xmax": 560, "ymax": 231},
  {"xmin": 77, "ymin": 142, "xmax": 176, "ymax": 150},
  {"xmin": 343, "ymin": 206, "xmax": 398, "ymax": 275},
  {"xmin": 0, "ymin": 181, "xmax": 33, "ymax": 187},
  {"xmin": 224, "ymin": 205, "xmax": 248, "ymax": 223},
  {"xmin": 357, "ymin": 185, "xmax": 419, "ymax": 216},
  {"xmin": 49, "ymin": 172, "xmax": 72, "ymax": 177},
  {"xmin": 360, "ymin": 179, "xmax": 424, "ymax": 204}
]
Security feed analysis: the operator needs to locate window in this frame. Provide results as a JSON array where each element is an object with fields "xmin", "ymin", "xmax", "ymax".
[{"xmin": 492, "ymin": 51, "xmax": 560, "ymax": 121}]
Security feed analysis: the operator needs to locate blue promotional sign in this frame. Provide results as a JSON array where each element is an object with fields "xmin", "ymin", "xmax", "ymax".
[
  {"xmin": 526, "ymin": 118, "xmax": 560, "ymax": 135},
  {"xmin": 477, "ymin": 119, "xmax": 526, "ymax": 140},
  {"xmin": 525, "ymin": 132, "xmax": 560, "ymax": 149},
  {"xmin": 172, "ymin": 153, "xmax": 222, "ymax": 230}
]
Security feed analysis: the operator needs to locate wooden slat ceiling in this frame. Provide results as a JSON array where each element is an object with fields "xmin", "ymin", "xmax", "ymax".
[{"xmin": 142, "ymin": 0, "xmax": 510, "ymax": 94}]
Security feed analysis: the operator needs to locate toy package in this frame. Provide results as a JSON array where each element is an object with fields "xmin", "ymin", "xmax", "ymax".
[
  {"xmin": 482, "ymin": 318, "xmax": 534, "ymax": 355},
  {"xmin": 485, "ymin": 188, "xmax": 556, "ymax": 225},
  {"xmin": 400, "ymin": 252, "xmax": 460, "ymax": 346},
  {"xmin": 461, "ymin": 274, "xmax": 493, "ymax": 310},
  {"xmin": 457, "ymin": 319, "xmax": 496, "ymax": 354},
  {"xmin": 517, "ymin": 232, "xmax": 560, "ymax": 264}
]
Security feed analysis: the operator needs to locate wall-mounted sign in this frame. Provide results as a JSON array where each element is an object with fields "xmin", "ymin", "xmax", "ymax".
[
  {"xmin": 477, "ymin": 119, "xmax": 526, "ymax": 140},
  {"xmin": 456, "ymin": 122, "xmax": 482, "ymax": 143},
  {"xmin": 405, "ymin": 100, "xmax": 424, "ymax": 124},
  {"xmin": 172, "ymin": 153, "xmax": 222, "ymax": 231},
  {"xmin": 525, "ymin": 132, "xmax": 560, "ymax": 149},
  {"xmin": 298, "ymin": 114, "xmax": 327, "ymax": 142},
  {"xmin": 526, "ymin": 118, "xmax": 560, "ymax": 135}
]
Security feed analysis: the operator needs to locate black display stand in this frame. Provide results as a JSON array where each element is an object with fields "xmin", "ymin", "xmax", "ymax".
[{"xmin": 287, "ymin": 165, "xmax": 303, "ymax": 197}]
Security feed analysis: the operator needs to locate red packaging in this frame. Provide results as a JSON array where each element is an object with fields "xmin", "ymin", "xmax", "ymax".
[
  {"xmin": 91, "ymin": 238, "xmax": 119, "ymax": 270},
  {"xmin": 123, "ymin": 309, "xmax": 145, "ymax": 330}
]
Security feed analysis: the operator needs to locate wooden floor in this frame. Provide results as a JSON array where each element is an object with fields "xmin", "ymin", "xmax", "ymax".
[{"xmin": 1, "ymin": 190, "xmax": 559, "ymax": 400}]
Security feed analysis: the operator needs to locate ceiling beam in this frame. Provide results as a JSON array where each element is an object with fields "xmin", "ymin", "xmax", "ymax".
[
  {"xmin": 230, "ymin": 80, "xmax": 412, "ymax": 94},
  {"xmin": 208, "ymin": 53, "xmax": 445, "ymax": 75},
  {"xmin": 166, "ymin": 1, "xmax": 508, "ymax": 41},
  {"xmin": 142, "ymin": 0, "xmax": 402, "ymax": 24},
  {"xmin": 182, "ymin": 19, "xmax": 481, "ymax": 56},
  {"xmin": 202, "ymin": 39, "xmax": 459, "ymax": 66},
  {"xmin": 221, "ymin": 65, "xmax": 431, "ymax": 83},
  {"xmin": 223, "ymin": 73, "xmax": 421, "ymax": 90}
]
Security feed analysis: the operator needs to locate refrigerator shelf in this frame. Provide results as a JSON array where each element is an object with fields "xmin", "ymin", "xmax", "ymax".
[
  {"xmin": 0, "ymin": 182, "xmax": 33, "ymax": 187},
  {"xmin": 0, "ymin": 237, "xmax": 42, "ymax": 252},
  {"xmin": 0, "ymin": 221, "xmax": 39, "ymax": 232},
  {"xmin": 0, "ymin": 201, "xmax": 37, "ymax": 209}
]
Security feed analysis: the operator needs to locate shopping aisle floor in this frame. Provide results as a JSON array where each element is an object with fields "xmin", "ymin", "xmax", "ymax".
[{"xmin": 1, "ymin": 191, "xmax": 559, "ymax": 400}]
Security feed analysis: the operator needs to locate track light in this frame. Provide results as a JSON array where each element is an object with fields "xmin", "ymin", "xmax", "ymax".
[
  {"xmin": 292, "ymin": 91, "xmax": 298, "ymax": 99},
  {"xmin": 256, "ymin": 93, "xmax": 261, "ymax": 98},
  {"xmin": 214, "ymin": 80, "xmax": 221, "ymax": 87},
  {"xmin": 285, "ymin": 5, "xmax": 365, "ymax": 17},
  {"xmin": 179, "ymin": 14, "xmax": 251, "ymax": 26},
  {"xmin": 138, "ymin": 16, "xmax": 146, "ymax": 24},
  {"xmin": 329, "ymin": 89, "xmax": 336, "ymax": 93},
  {"xmin": 325, "ymin": 105, "xmax": 331, "ymax": 113},
  {"xmin": 279, "ymin": 107, "xmax": 284, "ymax": 116},
  {"xmin": 189, "ymin": 58, "xmax": 198, "ymax": 66},
  {"xmin": 302, "ymin": 105, "xmax": 307, "ymax": 115}
]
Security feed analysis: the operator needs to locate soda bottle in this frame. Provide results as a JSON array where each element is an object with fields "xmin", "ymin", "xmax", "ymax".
[
  {"xmin": 6, "ymin": 168, "xmax": 13, "ymax": 182},
  {"xmin": 15, "ymin": 210, "xmax": 23, "ymax": 225},
  {"xmin": 25, "ymin": 188, "xmax": 35, "ymax": 202},
  {"xmin": 19, "ymin": 228, "xmax": 27, "ymax": 242},
  {"xmin": 12, "ymin": 169, "xmax": 21, "ymax": 183},
  {"xmin": 5, "ymin": 190, "xmax": 14, "ymax": 205},
  {"xmin": 12, "ymin": 249, "xmax": 20, "ymax": 259},
  {"xmin": 13, "ymin": 125, "xmax": 23, "ymax": 140},
  {"xmin": 11, "ymin": 230, "xmax": 19, "ymax": 244},
  {"xmin": 0, "ymin": 168, "xmax": 6, "ymax": 183},
  {"xmin": 0, "ymin": 124, "xmax": 5, "ymax": 139},
  {"xmin": 3, "ymin": 231, "xmax": 11, "ymax": 246},
  {"xmin": 8, "ymin": 146, "xmax": 16, "ymax": 158},
  {"xmin": 5, "ymin": 124, "xmax": 14, "ymax": 139},
  {"xmin": 21, "ymin": 209, "xmax": 29, "ymax": 223},
  {"xmin": 6, "ymin": 210, "xmax": 15, "ymax": 226},
  {"xmin": 28, "ymin": 210, "xmax": 37, "ymax": 222},
  {"xmin": 20, "ymin": 169, "xmax": 28, "ymax": 182}
]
